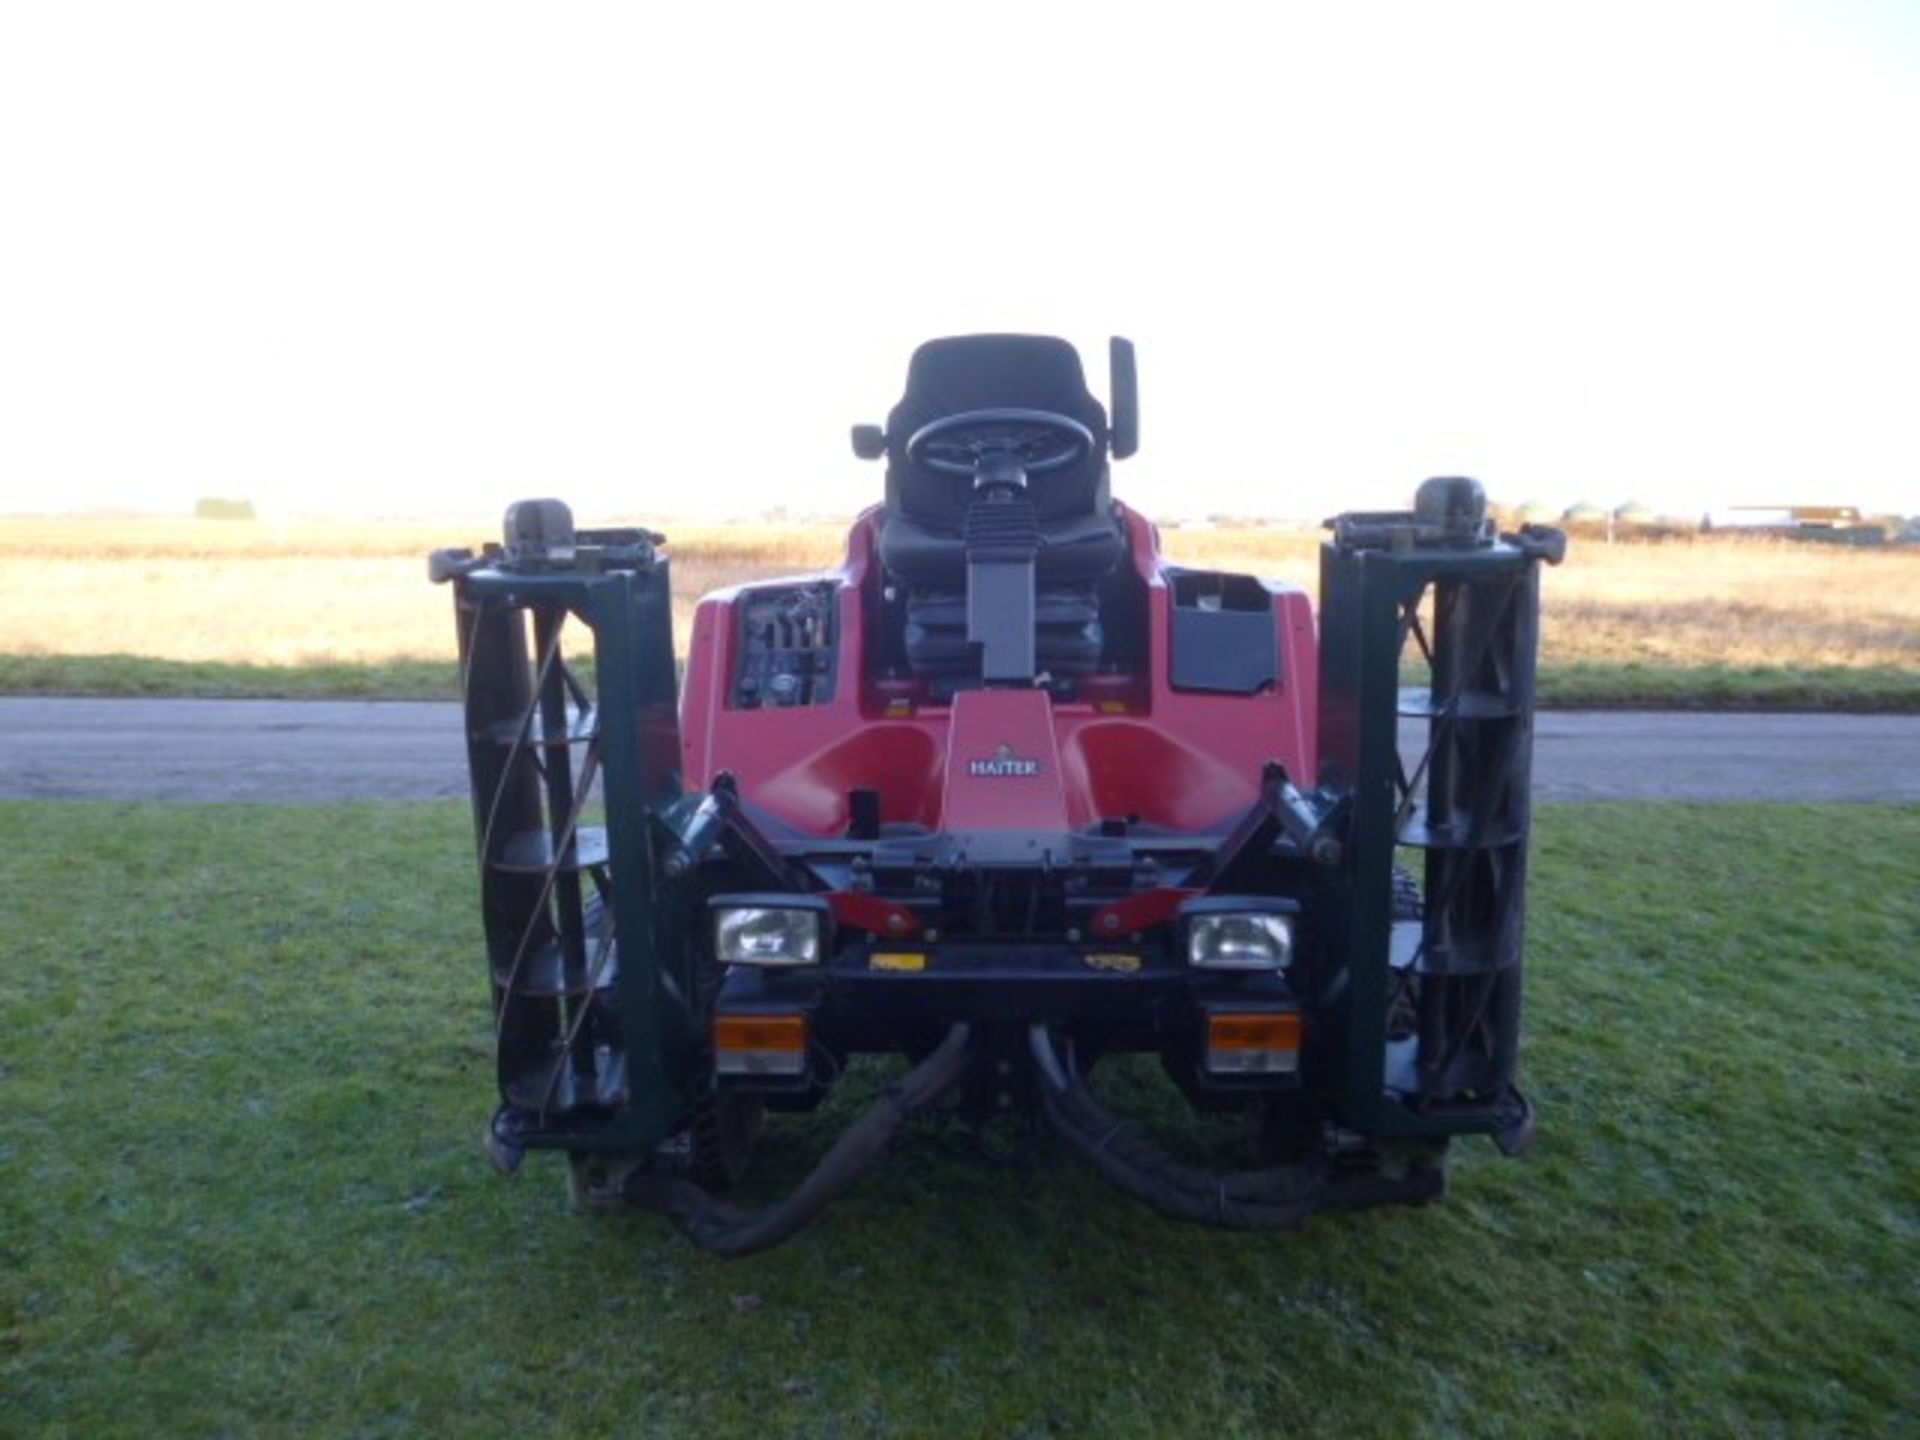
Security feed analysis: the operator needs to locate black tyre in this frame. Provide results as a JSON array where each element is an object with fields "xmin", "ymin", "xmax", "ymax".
[
  {"xmin": 1392, "ymin": 864, "xmax": 1422, "ymax": 921},
  {"xmin": 1253, "ymin": 867, "xmax": 1423, "ymax": 1164},
  {"xmin": 689, "ymin": 1087, "xmax": 764, "ymax": 1193}
]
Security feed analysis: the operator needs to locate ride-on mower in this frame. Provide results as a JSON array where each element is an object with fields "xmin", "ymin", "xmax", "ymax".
[{"xmin": 430, "ymin": 335, "xmax": 1564, "ymax": 1254}]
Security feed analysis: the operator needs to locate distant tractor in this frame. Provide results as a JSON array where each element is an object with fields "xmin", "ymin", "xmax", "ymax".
[{"xmin": 431, "ymin": 335, "xmax": 1565, "ymax": 1253}]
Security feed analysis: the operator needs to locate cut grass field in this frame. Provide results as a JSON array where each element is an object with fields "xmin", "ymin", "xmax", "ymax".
[
  {"xmin": 3, "ymin": 517, "xmax": 1918, "ymax": 708},
  {"xmin": 3, "ymin": 801, "xmax": 1916, "ymax": 1436}
]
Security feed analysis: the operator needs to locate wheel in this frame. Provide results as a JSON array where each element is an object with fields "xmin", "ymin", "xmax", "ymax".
[
  {"xmin": 1251, "ymin": 1093, "xmax": 1322, "ymax": 1166},
  {"xmin": 684, "ymin": 930, "xmax": 764, "ymax": 1194},
  {"xmin": 565, "ymin": 1150, "xmax": 639, "ymax": 1214},
  {"xmin": 1387, "ymin": 866, "xmax": 1422, "ymax": 1040},
  {"xmin": 1255, "ymin": 868, "xmax": 1425, "ymax": 1165},
  {"xmin": 1392, "ymin": 865, "xmax": 1422, "ymax": 921},
  {"xmin": 905, "ymin": 407, "xmax": 1094, "ymax": 479},
  {"xmin": 689, "ymin": 1088, "xmax": 763, "ymax": 1193},
  {"xmin": 559, "ymin": 1090, "xmax": 762, "ymax": 1215},
  {"xmin": 1373, "ymin": 1137, "xmax": 1451, "ymax": 1205},
  {"xmin": 560, "ymin": 899, "xmax": 766, "ymax": 1209}
]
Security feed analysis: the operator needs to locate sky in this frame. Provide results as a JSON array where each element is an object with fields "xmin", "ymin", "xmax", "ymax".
[{"xmin": 1, "ymin": 1, "xmax": 1916, "ymax": 524}]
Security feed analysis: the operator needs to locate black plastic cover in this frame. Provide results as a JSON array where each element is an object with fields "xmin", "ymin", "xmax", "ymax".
[{"xmin": 1167, "ymin": 569, "xmax": 1279, "ymax": 695}]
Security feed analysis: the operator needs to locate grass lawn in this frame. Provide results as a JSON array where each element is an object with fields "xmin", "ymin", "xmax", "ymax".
[
  {"xmin": 7, "ymin": 652, "xmax": 1920, "ymax": 712},
  {"xmin": 2, "ymin": 803, "xmax": 1916, "ymax": 1436},
  {"xmin": 0, "ymin": 654, "xmax": 465, "ymax": 703}
]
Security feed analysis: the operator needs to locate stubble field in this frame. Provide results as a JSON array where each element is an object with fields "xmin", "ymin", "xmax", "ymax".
[{"xmin": 2, "ymin": 516, "xmax": 1916, "ymax": 707}]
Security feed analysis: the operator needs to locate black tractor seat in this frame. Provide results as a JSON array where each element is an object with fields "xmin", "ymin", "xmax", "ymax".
[
  {"xmin": 879, "ymin": 506, "xmax": 1126, "ymax": 590},
  {"xmin": 864, "ymin": 335, "xmax": 1128, "ymax": 680}
]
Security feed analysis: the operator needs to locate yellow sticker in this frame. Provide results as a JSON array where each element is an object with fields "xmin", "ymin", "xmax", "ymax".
[
  {"xmin": 1084, "ymin": 952, "xmax": 1142, "ymax": 973},
  {"xmin": 869, "ymin": 951, "xmax": 928, "ymax": 972}
]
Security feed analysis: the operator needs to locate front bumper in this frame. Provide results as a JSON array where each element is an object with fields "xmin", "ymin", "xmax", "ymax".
[{"xmin": 712, "ymin": 933, "xmax": 1305, "ymax": 1097}]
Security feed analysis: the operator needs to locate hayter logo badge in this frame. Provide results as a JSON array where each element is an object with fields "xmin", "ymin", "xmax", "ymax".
[{"xmin": 967, "ymin": 742, "xmax": 1040, "ymax": 778}]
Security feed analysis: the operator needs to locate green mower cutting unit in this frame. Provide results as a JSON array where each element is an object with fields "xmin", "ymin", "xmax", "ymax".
[{"xmin": 430, "ymin": 335, "xmax": 1564, "ymax": 1254}]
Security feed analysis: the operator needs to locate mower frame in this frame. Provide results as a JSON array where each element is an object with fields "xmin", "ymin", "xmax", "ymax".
[{"xmin": 430, "ymin": 373, "xmax": 1564, "ymax": 1248}]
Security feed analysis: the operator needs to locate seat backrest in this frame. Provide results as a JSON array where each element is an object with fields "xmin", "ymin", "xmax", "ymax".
[{"xmin": 884, "ymin": 335, "xmax": 1111, "ymax": 529}]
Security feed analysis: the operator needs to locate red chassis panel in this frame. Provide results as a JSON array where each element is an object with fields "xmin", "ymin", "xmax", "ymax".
[{"xmin": 679, "ymin": 505, "xmax": 1317, "ymax": 837}]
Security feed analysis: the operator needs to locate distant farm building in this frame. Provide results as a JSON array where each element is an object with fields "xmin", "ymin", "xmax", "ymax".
[
  {"xmin": 1703, "ymin": 506, "xmax": 1884, "ymax": 545},
  {"xmin": 1612, "ymin": 500, "xmax": 1660, "ymax": 528},
  {"xmin": 1704, "ymin": 505, "xmax": 1858, "ymax": 531},
  {"xmin": 193, "ymin": 497, "xmax": 257, "ymax": 521}
]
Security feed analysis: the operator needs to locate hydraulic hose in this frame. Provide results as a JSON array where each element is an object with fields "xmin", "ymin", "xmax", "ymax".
[
  {"xmin": 625, "ymin": 1023, "xmax": 973, "ymax": 1257},
  {"xmin": 1027, "ymin": 1025, "xmax": 1440, "ymax": 1229}
]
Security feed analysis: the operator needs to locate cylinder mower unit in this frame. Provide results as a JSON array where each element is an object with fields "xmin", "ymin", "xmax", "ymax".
[{"xmin": 429, "ymin": 335, "xmax": 1565, "ymax": 1255}]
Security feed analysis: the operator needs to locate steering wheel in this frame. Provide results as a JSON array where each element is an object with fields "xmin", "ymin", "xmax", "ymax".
[{"xmin": 905, "ymin": 407, "xmax": 1095, "ymax": 480}]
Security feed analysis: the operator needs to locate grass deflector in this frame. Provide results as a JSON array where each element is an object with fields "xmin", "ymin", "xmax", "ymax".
[{"xmin": 430, "ymin": 335, "xmax": 1566, "ymax": 1253}]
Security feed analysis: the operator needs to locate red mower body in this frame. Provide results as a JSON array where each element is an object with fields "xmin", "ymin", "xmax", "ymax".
[
  {"xmin": 434, "ymin": 333, "xmax": 1562, "ymax": 1246},
  {"xmin": 682, "ymin": 505, "xmax": 1319, "ymax": 838}
]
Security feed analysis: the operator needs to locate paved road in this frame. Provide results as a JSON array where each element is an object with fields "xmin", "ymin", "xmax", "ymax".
[{"xmin": 1, "ymin": 697, "xmax": 1918, "ymax": 804}]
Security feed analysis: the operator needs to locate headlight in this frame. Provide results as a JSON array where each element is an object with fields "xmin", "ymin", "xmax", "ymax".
[
  {"xmin": 1187, "ymin": 911, "xmax": 1294, "ymax": 970},
  {"xmin": 713, "ymin": 902, "xmax": 824, "ymax": 967}
]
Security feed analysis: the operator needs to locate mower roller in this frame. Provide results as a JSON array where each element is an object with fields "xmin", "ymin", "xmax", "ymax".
[{"xmin": 430, "ymin": 334, "xmax": 1565, "ymax": 1253}]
